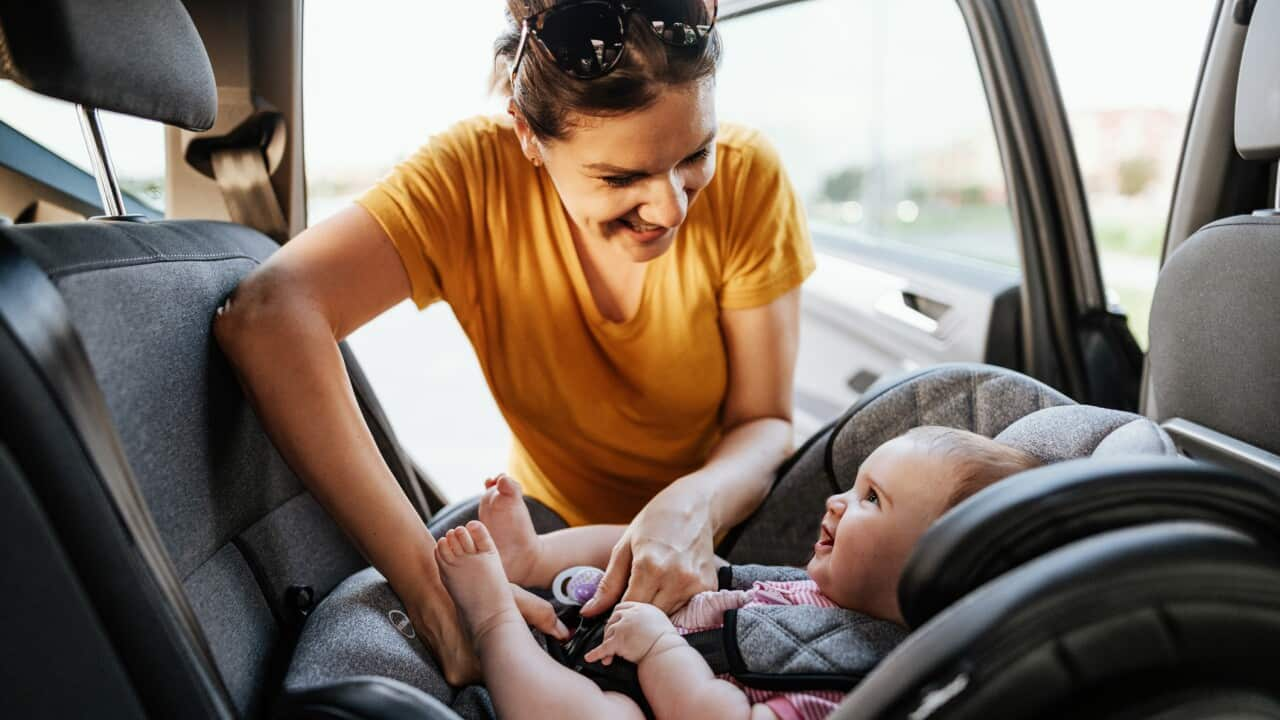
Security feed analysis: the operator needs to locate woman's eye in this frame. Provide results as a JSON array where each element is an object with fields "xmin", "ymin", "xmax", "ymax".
[
  {"xmin": 603, "ymin": 175, "xmax": 639, "ymax": 188},
  {"xmin": 683, "ymin": 147, "xmax": 711, "ymax": 164}
]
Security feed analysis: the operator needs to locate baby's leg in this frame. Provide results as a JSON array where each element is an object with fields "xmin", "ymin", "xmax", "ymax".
[
  {"xmin": 480, "ymin": 474, "xmax": 625, "ymax": 587},
  {"xmin": 436, "ymin": 521, "xmax": 644, "ymax": 720}
]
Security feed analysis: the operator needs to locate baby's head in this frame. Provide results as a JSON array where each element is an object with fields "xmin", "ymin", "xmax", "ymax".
[{"xmin": 807, "ymin": 426, "xmax": 1041, "ymax": 624}]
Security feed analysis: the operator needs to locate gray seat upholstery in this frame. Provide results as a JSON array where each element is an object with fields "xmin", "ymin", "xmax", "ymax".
[
  {"xmin": 3, "ymin": 221, "xmax": 373, "ymax": 715},
  {"xmin": 285, "ymin": 496, "xmax": 570, "ymax": 720},
  {"xmin": 721, "ymin": 363, "xmax": 1174, "ymax": 567}
]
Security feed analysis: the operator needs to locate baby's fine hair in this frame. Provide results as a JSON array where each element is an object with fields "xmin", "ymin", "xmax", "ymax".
[{"xmin": 904, "ymin": 426, "xmax": 1042, "ymax": 511}]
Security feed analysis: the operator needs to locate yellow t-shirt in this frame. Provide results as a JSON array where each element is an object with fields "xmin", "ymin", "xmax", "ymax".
[{"xmin": 357, "ymin": 115, "xmax": 815, "ymax": 525}]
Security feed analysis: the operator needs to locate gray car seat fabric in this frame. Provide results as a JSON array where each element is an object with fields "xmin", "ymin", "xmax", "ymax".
[
  {"xmin": 722, "ymin": 364, "xmax": 1173, "ymax": 567},
  {"xmin": 1149, "ymin": 215, "xmax": 1280, "ymax": 457},
  {"xmin": 287, "ymin": 495, "xmax": 569, "ymax": 719},
  {"xmin": 4, "ymin": 221, "xmax": 375, "ymax": 716},
  {"xmin": 731, "ymin": 605, "xmax": 907, "ymax": 681},
  {"xmin": 284, "ymin": 568, "xmax": 493, "ymax": 719}
]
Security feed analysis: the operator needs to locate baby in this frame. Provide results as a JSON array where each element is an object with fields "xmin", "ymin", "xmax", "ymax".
[{"xmin": 435, "ymin": 426, "xmax": 1040, "ymax": 720}]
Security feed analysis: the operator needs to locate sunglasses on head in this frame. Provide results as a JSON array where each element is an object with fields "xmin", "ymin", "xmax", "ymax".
[{"xmin": 510, "ymin": 0, "xmax": 718, "ymax": 83}]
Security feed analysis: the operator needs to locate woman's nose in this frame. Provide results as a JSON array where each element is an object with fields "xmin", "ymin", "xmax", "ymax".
[{"xmin": 639, "ymin": 171, "xmax": 689, "ymax": 229}]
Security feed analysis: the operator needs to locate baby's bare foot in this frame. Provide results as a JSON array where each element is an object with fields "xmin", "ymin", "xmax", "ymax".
[
  {"xmin": 435, "ymin": 521, "xmax": 525, "ymax": 647},
  {"xmin": 478, "ymin": 474, "xmax": 543, "ymax": 586}
]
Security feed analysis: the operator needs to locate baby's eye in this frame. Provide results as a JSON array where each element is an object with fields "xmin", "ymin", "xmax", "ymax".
[{"xmin": 864, "ymin": 487, "xmax": 879, "ymax": 506}]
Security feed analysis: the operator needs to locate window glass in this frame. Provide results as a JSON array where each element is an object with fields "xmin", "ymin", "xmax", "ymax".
[
  {"xmin": 1037, "ymin": 0, "xmax": 1214, "ymax": 348},
  {"xmin": 716, "ymin": 0, "xmax": 1017, "ymax": 268},
  {"xmin": 0, "ymin": 80, "xmax": 166, "ymax": 212},
  {"xmin": 304, "ymin": 1, "xmax": 509, "ymax": 502}
]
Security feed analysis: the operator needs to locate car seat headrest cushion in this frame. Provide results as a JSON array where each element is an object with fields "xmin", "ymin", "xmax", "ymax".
[
  {"xmin": 0, "ymin": 0, "xmax": 216, "ymax": 131},
  {"xmin": 1235, "ymin": 0, "xmax": 1280, "ymax": 160}
]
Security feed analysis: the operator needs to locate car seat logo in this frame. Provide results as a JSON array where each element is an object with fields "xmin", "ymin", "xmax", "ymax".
[{"xmin": 388, "ymin": 609, "xmax": 416, "ymax": 639}]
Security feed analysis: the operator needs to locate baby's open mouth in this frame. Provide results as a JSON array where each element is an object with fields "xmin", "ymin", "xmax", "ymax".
[{"xmin": 818, "ymin": 524, "xmax": 835, "ymax": 547}]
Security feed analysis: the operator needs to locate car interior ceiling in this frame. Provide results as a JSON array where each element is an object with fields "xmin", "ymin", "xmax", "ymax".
[{"xmin": 2, "ymin": 1, "xmax": 1280, "ymax": 720}]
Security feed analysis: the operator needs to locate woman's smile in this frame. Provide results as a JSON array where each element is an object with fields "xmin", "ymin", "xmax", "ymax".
[{"xmin": 615, "ymin": 216, "xmax": 670, "ymax": 244}]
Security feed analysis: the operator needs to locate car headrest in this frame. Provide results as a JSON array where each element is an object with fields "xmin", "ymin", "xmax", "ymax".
[
  {"xmin": 0, "ymin": 0, "xmax": 216, "ymax": 131},
  {"xmin": 994, "ymin": 404, "xmax": 1174, "ymax": 461},
  {"xmin": 1236, "ymin": 0, "xmax": 1280, "ymax": 159},
  {"xmin": 1149, "ymin": 215, "xmax": 1280, "ymax": 457}
]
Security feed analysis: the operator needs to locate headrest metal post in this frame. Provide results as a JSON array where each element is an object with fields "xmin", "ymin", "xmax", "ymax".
[
  {"xmin": 1273, "ymin": 164, "xmax": 1280, "ymax": 212},
  {"xmin": 76, "ymin": 104, "xmax": 126, "ymax": 218}
]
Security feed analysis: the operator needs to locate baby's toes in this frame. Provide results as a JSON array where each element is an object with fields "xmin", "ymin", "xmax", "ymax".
[
  {"xmin": 455, "ymin": 524, "xmax": 478, "ymax": 554},
  {"xmin": 495, "ymin": 473, "xmax": 522, "ymax": 498},
  {"xmin": 467, "ymin": 520, "xmax": 496, "ymax": 553}
]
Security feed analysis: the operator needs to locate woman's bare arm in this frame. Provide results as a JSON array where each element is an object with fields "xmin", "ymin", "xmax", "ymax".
[{"xmin": 213, "ymin": 204, "xmax": 479, "ymax": 683}]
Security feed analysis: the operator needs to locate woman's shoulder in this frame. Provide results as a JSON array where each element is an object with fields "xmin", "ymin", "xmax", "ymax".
[
  {"xmin": 416, "ymin": 113, "xmax": 523, "ymax": 162},
  {"xmin": 713, "ymin": 122, "xmax": 783, "ymax": 173}
]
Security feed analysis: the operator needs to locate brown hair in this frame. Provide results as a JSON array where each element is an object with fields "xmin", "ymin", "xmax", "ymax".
[
  {"xmin": 903, "ymin": 426, "xmax": 1042, "ymax": 511},
  {"xmin": 492, "ymin": 1, "xmax": 722, "ymax": 141}
]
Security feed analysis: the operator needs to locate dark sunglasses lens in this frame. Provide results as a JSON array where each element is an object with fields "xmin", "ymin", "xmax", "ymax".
[
  {"xmin": 640, "ymin": 0, "xmax": 716, "ymax": 45},
  {"xmin": 540, "ymin": 2, "xmax": 625, "ymax": 79}
]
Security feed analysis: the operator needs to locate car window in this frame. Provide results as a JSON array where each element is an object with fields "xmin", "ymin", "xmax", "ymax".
[
  {"xmin": 716, "ymin": 0, "xmax": 1018, "ymax": 268},
  {"xmin": 1037, "ymin": 0, "xmax": 1214, "ymax": 349},
  {"xmin": 0, "ymin": 80, "xmax": 166, "ymax": 213},
  {"xmin": 304, "ymin": 1, "xmax": 510, "ymax": 502}
]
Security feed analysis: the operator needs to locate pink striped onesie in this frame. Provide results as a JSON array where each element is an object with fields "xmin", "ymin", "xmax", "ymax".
[{"xmin": 669, "ymin": 579, "xmax": 847, "ymax": 720}]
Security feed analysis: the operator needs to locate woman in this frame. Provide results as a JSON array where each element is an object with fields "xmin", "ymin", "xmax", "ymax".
[{"xmin": 215, "ymin": 0, "xmax": 813, "ymax": 686}]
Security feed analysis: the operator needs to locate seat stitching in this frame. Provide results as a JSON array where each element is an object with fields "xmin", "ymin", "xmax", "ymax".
[
  {"xmin": 48, "ymin": 252, "xmax": 261, "ymax": 279},
  {"xmin": 180, "ymin": 489, "xmax": 310, "ymax": 584},
  {"xmin": 743, "ymin": 611, "xmax": 850, "ymax": 672}
]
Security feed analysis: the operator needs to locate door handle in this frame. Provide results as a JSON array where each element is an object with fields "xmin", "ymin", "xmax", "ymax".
[{"xmin": 874, "ymin": 290, "xmax": 949, "ymax": 335}]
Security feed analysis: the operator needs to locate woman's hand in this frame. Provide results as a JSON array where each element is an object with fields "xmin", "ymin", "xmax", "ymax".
[
  {"xmin": 581, "ymin": 485, "xmax": 719, "ymax": 617},
  {"xmin": 510, "ymin": 584, "xmax": 572, "ymax": 641}
]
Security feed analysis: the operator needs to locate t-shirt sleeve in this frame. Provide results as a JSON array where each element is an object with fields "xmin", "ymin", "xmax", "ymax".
[
  {"xmin": 354, "ymin": 119, "xmax": 486, "ymax": 309},
  {"xmin": 718, "ymin": 131, "xmax": 816, "ymax": 310}
]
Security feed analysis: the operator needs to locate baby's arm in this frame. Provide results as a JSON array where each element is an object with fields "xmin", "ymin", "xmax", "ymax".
[
  {"xmin": 521, "ymin": 524, "xmax": 627, "ymax": 587},
  {"xmin": 584, "ymin": 602, "xmax": 776, "ymax": 720}
]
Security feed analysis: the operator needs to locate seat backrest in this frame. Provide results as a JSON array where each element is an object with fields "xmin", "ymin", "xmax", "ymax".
[
  {"xmin": 1148, "ymin": 0, "xmax": 1280, "ymax": 480},
  {"xmin": 2, "ymin": 220, "xmax": 380, "ymax": 716}
]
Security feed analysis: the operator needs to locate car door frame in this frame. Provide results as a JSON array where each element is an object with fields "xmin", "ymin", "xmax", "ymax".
[{"xmin": 957, "ymin": 0, "xmax": 1146, "ymax": 410}]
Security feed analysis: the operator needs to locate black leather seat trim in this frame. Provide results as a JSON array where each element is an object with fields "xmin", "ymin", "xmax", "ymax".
[
  {"xmin": 899, "ymin": 456, "xmax": 1280, "ymax": 628},
  {"xmin": 277, "ymin": 676, "xmax": 463, "ymax": 720}
]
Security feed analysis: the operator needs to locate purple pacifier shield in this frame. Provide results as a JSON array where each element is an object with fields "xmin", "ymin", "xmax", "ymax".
[{"xmin": 567, "ymin": 567, "xmax": 603, "ymax": 605}]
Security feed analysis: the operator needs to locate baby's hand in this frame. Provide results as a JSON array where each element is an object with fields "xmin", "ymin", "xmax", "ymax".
[{"xmin": 583, "ymin": 602, "xmax": 678, "ymax": 666}]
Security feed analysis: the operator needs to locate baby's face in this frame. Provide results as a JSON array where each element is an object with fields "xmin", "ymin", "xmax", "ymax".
[{"xmin": 806, "ymin": 435, "xmax": 955, "ymax": 624}]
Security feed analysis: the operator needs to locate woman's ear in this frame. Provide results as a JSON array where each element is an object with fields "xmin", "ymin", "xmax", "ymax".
[{"xmin": 508, "ymin": 99, "xmax": 544, "ymax": 167}]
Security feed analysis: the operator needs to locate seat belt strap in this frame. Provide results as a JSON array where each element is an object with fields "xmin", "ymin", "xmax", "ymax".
[
  {"xmin": 209, "ymin": 144, "xmax": 288, "ymax": 244},
  {"xmin": 185, "ymin": 106, "xmax": 290, "ymax": 244}
]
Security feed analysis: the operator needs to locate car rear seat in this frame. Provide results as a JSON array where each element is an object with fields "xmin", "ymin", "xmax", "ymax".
[{"xmin": 0, "ymin": 1, "xmax": 470, "ymax": 718}]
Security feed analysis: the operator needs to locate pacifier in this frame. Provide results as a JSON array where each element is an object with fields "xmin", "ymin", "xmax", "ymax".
[{"xmin": 551, "ymin": 565, "xmax": 604, "ymax": 606}]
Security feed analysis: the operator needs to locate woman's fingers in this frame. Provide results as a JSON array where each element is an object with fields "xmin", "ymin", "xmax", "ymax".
[
  {"xmin": 510, "ymin": 584, "xmax": 570, "ymax": 640},
  {"xmin": 582, "ymin": 540, "xmax": 632, "ymax": 616},
  {"xmin": 618, "ymin": 564, "xmax": 660, "ymax": 607}
]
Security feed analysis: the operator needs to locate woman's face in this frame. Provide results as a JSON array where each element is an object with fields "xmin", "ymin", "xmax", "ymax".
[{"xmin": 514, "ymin": 79, "xmax": 718, "ymax": 263}]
